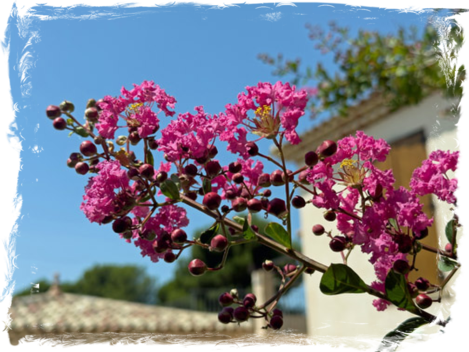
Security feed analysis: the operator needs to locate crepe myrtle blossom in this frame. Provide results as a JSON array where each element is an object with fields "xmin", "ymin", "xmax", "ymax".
[
  {"xmin": 219, "ymin": 81, "xmax": 308, "ymax": 158},
  {"xmin": 95, "ymin": 80, "xmax": 176, "ymax": 140},
  {"xmin": 157, "ymin": 106, "xmax": 225, "ymax": 163},
  {"xmin": 80, "ymin": 160, "xmax": 132, "ymax": 224},
  {"xmin": 410, "ymin": 150, "xmax": 459, "ymax": 204}
]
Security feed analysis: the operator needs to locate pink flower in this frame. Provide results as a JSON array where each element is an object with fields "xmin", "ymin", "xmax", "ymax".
[
  {"xmin": 410, "ymin": 150, "xmax": 459, "ymax": 203},
  {"xmin": 80, "ymin": 160, "xmax": 131, "ymax": 224},
  {"xmin": 219, "ymin": 81, "xmax": 308, "ymax": 157}
]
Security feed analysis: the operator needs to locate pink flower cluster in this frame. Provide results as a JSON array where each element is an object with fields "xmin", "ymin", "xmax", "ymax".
[
  {"xmin": 95, "ymin": 80, "xmax": 176, "ymax": 140},
  {"xmin": 410, "ymin": 150, "xmax": 459, "ymax": 204},
  {"xmin": 305, "ymin": 131, "xmax": 456, "ymax": 311},
  {"xmin": 219, "ymin": 81, "xmax": 308, "ymax": 158}
]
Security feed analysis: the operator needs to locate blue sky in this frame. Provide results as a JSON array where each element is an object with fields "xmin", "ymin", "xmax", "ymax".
[{"xmin": 3, "ymin": 3, "xmax": 448, "ymax": 298}]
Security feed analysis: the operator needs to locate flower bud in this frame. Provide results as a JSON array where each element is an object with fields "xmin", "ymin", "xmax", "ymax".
[
  {"xmin": 272, "ymin": 308, "xmax": 283, "ymax": 317},
  {"xmin": 324, "ymin": 210, "xmax": 336, "ymax": 222},
  {"xmin": 203, "ymin": 192, "xmax": 222, "ymax": 210},
  {"xmin": 263, "ymin": 189, "xmax": 272, "ymax": 197},
  {"xmin": 228, "ymin": 161, "xmax": 242, "ymax": 174},
  {"xmin": 210, "ymin": 234, "xmax": 228, "ymax": 252},
  {"xmin": 188, "ymin": 259, "xmax": 207, "ymax": 276},
  {"xmin": 85, "ymin": 107, "xmax": 99, "ymax": 122},
  {"xmin": 394, "ymin": 234, "xmax": 413, "ymax": 254},
  {"xmin": 298, "ymin": 170, "xmax": 310, "ymax": 184},
  {"xmin": 86, "ymin": 99, "xmax": 96, "ymax": 108},
  {"xmin": 230, "ymin": 288, "xmax": 239, "ymax": 299},
  {"xmin": 283, "ymin": 264, "xmax": 297, "ymax": 275},
  {"xmin": 262, "ymin": 260, "xmax": 274, "ymax": 272},
  {"xmin": 53, "ymin": 117, "xmax": 67, "ymax": 130},
  {"xmin": 267, "ymin": 198, "xmax": 287, "ymax": 218},
  {"xmin": 46, "ymin": 105, "xmax": 61, "ymax": 119},
  {"xmin": 415, "ymin": 294, "xmax": 432, "ymax": 309},
  {"xmin": 317, "ymin": 140, "xmax": 337, "ymax": 158},
  {"xmin": 80, "ymin": 140, "xmax": 98, "ymax": 157},
  {"xmin": 329, "ymin": 236, "xmax": 346, "ymax": 252},
  {"xmin": 407, "ymin": 283, "xmax": 419, "ymax": 298},
  {"xmin": 393, "ymin": 259, "xmax": 410, "ymax": 274},
  {"xmin": 139, "ymin": 164, "xmax": 154, "ymax": 179},
  {"xmin": 257, "ymin": 173, "xmax": 271, "ymax": 188},
  {"xmin": 184, "ymin": 164, "xmax": 198, "ymax": 177},
  {"xmin": 232, "ymin": 197, "xmax": 247, "ymax": 212},
  {"xmin": 156, "ymin": 171, "xmax": 168, "ymax": 183},
  {"xmin": 205, "ymin": 160, "xmax": 221, "ymax": 178},
  {"xmin": 218, "ymin": 307, "xmax": 234, "ymax": 324},
  {"xmin": 233, "ymin": 307, "xmax": 250, "ymax": 322},
  {"xmin": 171, "ymin": 229, "xmax": 187, "ymax": 244},
  {"xmin": 127, "ymin": 168, "xmax": 140, "ymax": 181},
  {"xmin": 312, "ymin": 224, "xmax": 325, "ymax": 236},
  {"xmin": 304, "ymin": 151, "xmax": 319, "ymax": 166},
  {"xmin": 208, "ymin": 145, "xmax": 218, "ymax": 159},
  {"xmin": 128, "ymin": 131, "xmax": 141, "ymax": 145},
  {"xmin": 59, "ymin": 100, "xmax": 75, "ymax": 113},
  {"xmin": 243, "ymin": 293, "xmax": 256, "ymax": 309},
  {"xmin": 415, "ymin": 277, "xmax": 430, "ymax": 291},
  {"xmin": 270, "ymin": 170, "xmax": 284, "ymax": 186},
  {"xmin": 413, "ymin": 227, "xmax": 429, "ymax": 240},
  {"xmin": 75, "ymin": 162, "xmax": 89, "ymax": 175},
  {"xmin": 218, "ymin": 292, "xmax": 234, "ymax": 307},
  {"xmin": 291, "ymin": 195, "xmax": 306, "ymax": 209},
  {"xmin": 445, "ymin": 243, "xmax": 453, "ymax": 253},
  {"xmin": 148, "ymin": 139, "xmax": 159, "ymax": 150},
  {"xmin": 112, "ymin": 216, "xmax": 132, "ymax": 233},
  {"xmin": 163, "ymin": 251, "xmax": 176, "ymax": 263},
  {"xmin": 232, "ymin": 173, "xmax": 244, "ymax": 184},
  {"xmin": 247, "ymin": 198, "xmax": 262, "ymax": 213},
  {"xmin": 305, "ymin": 267, "xmax": 315, "ymax": 275},
  {"xmin": 269, "ymin": 315, "xmax": 283, "ymax": 330},
  {"xmin": 245, "ymin": 142, "xmax": 259, "ymax": 156}
]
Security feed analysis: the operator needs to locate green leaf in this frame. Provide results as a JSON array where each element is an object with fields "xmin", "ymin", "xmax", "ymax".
[
  {"xmin": 388, "ymin": 218, "xmax": 399, "ymax": 231},
  {"xmin": 146, "ymin": 150, "xmax": 154, "ymax": 167},
  {"xmin": 202, "ymin": 178, "xmax": 211, "ymax": 194},
  {"xmin": 438, "ymin": 256, "xmax": 458, "ymax": 272},
  {"xmin": 75, "ymin": 127, "xmax": 89, "ymax": 137},
  {"xmin": 170, "ymin": 174, "xmax": 181, "ymax": 190},
  {"xmin": 160, "ymin": 180, "xmax": 180, "ymax": 200},
  {"xmin": 445, "ymin": 219, "xmax": 457, "ymax": 244},
  {"xmin": 264, "ymin": 222, "xmax": 292, "ymax": 249},
  {"xmin": 232, "ymin": 216, "xmax": 257, "ymax": 241},
  {"xmin": 385, "ymin": 270, "xmax": 418, "ymax": 313},
  {"xmin": 319, "ymin": 263, "xmax": 369, "ymax": 295},
  {"xmin": 199, "ymin": 222, "xmax": 220, "ymax": 244},
  {"xmin": 68, "ymin": 131, "xmax": 74, "ymax": 137},
  {"xmin": 376, "ymin": 317, "xmax": 428, "ymax": 352}
]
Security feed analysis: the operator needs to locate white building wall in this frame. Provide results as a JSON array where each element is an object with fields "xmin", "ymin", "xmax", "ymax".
[{"xmin": 300, "ymin": 93, "xmax": 459, "ymax": 345}]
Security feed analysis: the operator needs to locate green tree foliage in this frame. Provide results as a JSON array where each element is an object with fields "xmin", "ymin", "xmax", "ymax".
[
  {"xmin": 157, "ymin": 216, "xmax": 297, "ymax": 310},
  {"xmin": 258, "ymin": 16, "xmax": 464, "ymax": 120},
  {"xmin": 14, "ymin": 264, "xmax": 157, "ymax": 304}
]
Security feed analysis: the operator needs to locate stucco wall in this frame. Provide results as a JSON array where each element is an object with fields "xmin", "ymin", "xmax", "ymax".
[{"xmin": 299, "ymin": 93, "xmax": 459, "ymax": 345}]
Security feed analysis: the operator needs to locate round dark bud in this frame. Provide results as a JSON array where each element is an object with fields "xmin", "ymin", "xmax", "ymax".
[
  {"xmin": 304, "ymin": 151, "xmax": 319, "ymax": 166},
  {"xmin": 233, "ymin": 307, "xmax": 250, "ymax": 322},
  {"xmin": 148, "ymin": 139, "xmax": 159, "ymax": 150},
  {"xmin": 262, "ymin": 260, "xmax": 274, "ymax": 272},
  {"xmin": 251, "ymin": 225, "xmax": 259, "ymax": 232},
  {"xmin": 232, "ymin": 197, "xmax": 248, "ymax": 212},
  {"xmin": 445, "ymin": 243, "xmax": 453, "ymax": 253},
  {"xmin": 128, "ymin": 131, "xmax": 141, "ymax": 145},
  {"xmin": 415, "ymin": 294, "xmax": 432, "ymax": 309},
  {"xmin": 112, "ymin": 216, "xmax": 132, "ymax": 233},
  {"xmin": 195, "ymin": 155, "xmax": 208, "ymax": 164},
  {"xmin": 205, "ymin": 160, "xmax": 221, "ymax": 178},
  {"xmin": 203, "ymin": 192, "xmax": 222, "ymax": 210},
  {"xmin": 184, "ymin": 164, "xmax": 198, "ymax": 177},
  {"xmin": 393, "ymin": 259, "xmax": 410, "ymax": 274},
  {"xmin": 415, "ymin": 277, "xmax": 430, "ymax": 291},
  {"xmin": 101, "ymin": 216, "xmax": 114, "ymax": 224},
  {"xmin": 46, "ymin": 105, "xmax": 62, "ymax": 119},
  {"xmin": 225, "ymin": 189, "xmax": 237, "ymax": 200},
  {"xmin": 86, "ymin": 98, "xmax": 97, "ymax": 108},
  {"xmin": 269, "ymin": 315, "xmax": 283, "ymax": 330},
  {"xmin": 139, "ymin": 164, "xmax": 154, "ymax": 179},
  {"xmin": 323, "ymin": 210, "xmax": 336, "ymax": 222},
  {"xmin": 394, "ymin": 234, "xmax": 413, "ymax": 254},
  {"xmin": 291, "ymin": 195, "xmax": 306, "ymax": 209},
  {"xmin": 59, "ymin": 100, "xmax": 75, "ymax": 112},
  {"xmin": 228, "ymin": 161, "xmax": 242, "ymax": 174},
  {"xmin": 163, "ymin": 251, "xmax": 176, "ymax": 263},
  {"xmin": 239, "ymin": 187, "xmax": 250, "ymax": 199},
  {"xmin": 218, "ymin": 292, "xmax": 234, "ymax": 307},
  {"xmin": 208, "ymin": 145, "xmax": 218, "ymax": 159},
  {"xmin": 153, "ymin": 238, "xmax": 170, "ymax": 253},
  {"xmin": 270, "ymin": 170, "xmax": 284, "ymax": 186},
  {"xmin": 67, "ymin": 158, "xmax": 77, "ymax": 168},
  {"xmin": 85, "ymin": 107, "xmax": 99, "ymax": 122},
  {"xmin": 186, "ymin": 191, "xmax": 197, "ymax": 201},
  {"xmin": 329, "ymin": 237, "xmax": 346, "ymax": 252},
  {"xmin": 312, "ymin": 224, "xmax": 325, "ymax": 236},
  {"xmin": 267, "ymin": 198, "xmax": 287, "ymax": 218},
  {"xmin": 188, "ymin": 259, "xmax": 207, "ymax": 276},
  {"xmin": 407, "ymin": 283, "xmax": 419, "ymax": 298},
  {"xmin": 218, "ymin": 307, "xmax": 234, "ymax": 324},
  {"xmin": 156, "ymin": 171, "xmax": 168, "ymax": 183},
  {"xmin": 75, "ymin": 162, "xmax": 89, "ymax": 175},
  {"xmin": 52, "ymin": 117, "xmax": 67, "ymax": 130},
  {"xmin": 317, "ymin": 140, "xmax": 338, "ymax": 158},
  {"xmin": 247, "ymin": 198, "xmax": 262, "ymax": 213},
  {"xmin": 261, "ymin": 197, "xmax": 269, "ymax": 210},
  {"xmin": 171, "ymin": 229, "xmax": 187, "ymax": 244},
  {"xmin": 210, "ymin": 234, "xmax": 228, "ymax": 252},
  {"xmin": 257, "ymin": 173, "xmax": 271, "ymax": 188},
  {"xmin": 246, "ymin": 142, "xmax": 259, "ymax": 156},
  {"xmin": 80, "ymin": 141, "xmax": 97, "ymax": 157},
  {"xmin": 128, "ymin": 126, "xmax": 138, "ymax": 133},
  {"xmin": 305, "ymin": 267, "xmax": 315, "ymax": 275},
  {"xmin": 232, "ymin": 173, "xmax": 244, "ymax": 184},
  {"xmin": 298, "ymin": 170, "xmax": 310, "ymax": 185},
  {"xmin": 221, "ymin": 205, "xmax": 230, "ymax": 213},
  {"xmin": 69, "ymin": 152, "xmax": 82, "ymax": 162},
  {"xmin": 263, "ymin": 189, "xmax": 272, "ymax": 197},
  {"xmin": 282, "ymin": 170, "xmax": 293, "ymax": 183},
  {"xmin": 243, "ymin": 296, "xmax": 256, "ymax": 309},
  {"xmin": 122, "ymin": 231, "xmax": 133, "ymax": 239}
]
